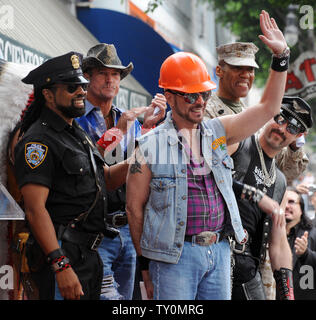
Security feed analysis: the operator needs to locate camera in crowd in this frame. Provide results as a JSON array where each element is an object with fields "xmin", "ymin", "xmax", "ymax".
[{"xmin": 308, "ymin": 185, "xmax": 316, "ymax": 196}]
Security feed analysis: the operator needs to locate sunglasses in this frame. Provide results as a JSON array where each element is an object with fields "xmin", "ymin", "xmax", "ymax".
[
  {"xmin": 273, "ymin": 113, "xmax": 304, "ymax": 135},
  {"xmin": 167, "ymin": 89, "xmax": 212, "ymax": 104},
  {"xmin": 66, "ymin": 83, "xmax": 89, "ymax": 93},
  {"xmin": 288, "ymin": 199, "xmax": 299, "ymax": 205},
  {"xmin": 53, "ymin": 83, "xmax": 88, "ymax": 93}
]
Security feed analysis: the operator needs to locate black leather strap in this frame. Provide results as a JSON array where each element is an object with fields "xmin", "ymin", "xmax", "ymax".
[
  {"xmin": 106, "ymin": 213, "xmax": 128, "ymax": 227},
  {"xmin": 46, "ymin": 248, "xmax": 66, "ymax": 263},
  {"xmin": 69, "ymin": 145, "xmax": 101, "ymax": 227},
  {"xmin": 58, "ymin": 225, "xmax": 104, "ymax": 251}
]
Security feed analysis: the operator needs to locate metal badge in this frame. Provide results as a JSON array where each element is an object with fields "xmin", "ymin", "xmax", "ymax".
[{"xmin": 71, "ymin": 54, "xmax": 80, "ymax": 69}]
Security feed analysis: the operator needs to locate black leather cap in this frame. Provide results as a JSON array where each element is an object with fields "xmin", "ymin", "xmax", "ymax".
[{"xmin": 281, "ymin": 96, "xmax": 313, "ymax": 130}]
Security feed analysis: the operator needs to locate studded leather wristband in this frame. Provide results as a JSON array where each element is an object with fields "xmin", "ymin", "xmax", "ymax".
[
  {"xmin": 240, "ymin": 183, "xmax": 264, "ymax": 203},
  {"xmin": 51, "ymin": 255, "xmax": 71, "ymax": 273},
  {"xmin": 47, "ymin": 248, "xmax": 66, "ymax": 264},
  {"xmin": 253, "ymin": 189, "xmax": 264, "ymax": 203}
]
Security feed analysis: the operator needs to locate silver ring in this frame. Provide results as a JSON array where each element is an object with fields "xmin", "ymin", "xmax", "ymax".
[{"xmin": 273, "ymin": 208, "xmax": 279, "ymax": 215}]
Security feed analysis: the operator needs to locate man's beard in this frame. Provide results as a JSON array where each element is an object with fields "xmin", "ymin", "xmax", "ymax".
[
  {"xmin": 56, "ymin": 98, "xmax": 85, "ymax": 119},
  {"xmin": 174, "ymin": 100, "xmax": 205, "ymax": 124}
]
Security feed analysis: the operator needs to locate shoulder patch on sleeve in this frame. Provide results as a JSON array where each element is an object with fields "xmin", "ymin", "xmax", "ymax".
[{"xmin": 25, "ymin": 142, "xmax": 48, "ymax": 169}]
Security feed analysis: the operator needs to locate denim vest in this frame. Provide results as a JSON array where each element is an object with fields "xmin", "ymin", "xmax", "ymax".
[{"xmin": 137, "ymin": 111, "xmax": 245, "ymax": 264}]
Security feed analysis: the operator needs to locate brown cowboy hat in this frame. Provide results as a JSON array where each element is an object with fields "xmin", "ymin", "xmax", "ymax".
[{"xmin": 82, "ymin": 43, "xmax": 133, "ymax": 80}]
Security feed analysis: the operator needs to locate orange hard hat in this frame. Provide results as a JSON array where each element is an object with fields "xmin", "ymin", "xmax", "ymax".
[{"xmin": 158, "ymin": 52, "xmax": 216, "ymax": 93}]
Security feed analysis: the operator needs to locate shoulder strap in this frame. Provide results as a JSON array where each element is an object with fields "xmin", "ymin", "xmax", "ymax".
[
  {"xmin": 66, "ymin": 125, "xmax": 103, "ymax": 227},
  {"xmin": 70, "ymin": 146, "xmax": 101, "ymax": 227}
]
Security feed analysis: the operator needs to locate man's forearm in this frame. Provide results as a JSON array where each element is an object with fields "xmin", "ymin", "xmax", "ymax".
[
  {"xmin": 126, "ymin": 206, "xmax": 144, "ymax": 255},
  {"xmin": 258, "ymin": 69, "xmax": 286, "ymax": 118},
  {"xmin": 104, "ymin": 160, "xmax": 129, "ymax": 190}
]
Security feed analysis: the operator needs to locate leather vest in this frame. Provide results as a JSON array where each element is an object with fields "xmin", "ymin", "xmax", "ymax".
[{"xmin": 232, "ymin": 135, "xmax": 286, "ymax": 263}]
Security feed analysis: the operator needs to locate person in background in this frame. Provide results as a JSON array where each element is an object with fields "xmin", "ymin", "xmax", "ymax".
[
  {"xmin": 77, "ymin": 43, "xmax": 166, "ymax": 300},
  {"xmin": 283, "ymin": 187, "xmax": 316, "ymax": 299},
  {"xmin": 295, "ymin": 182, "xmax": 316, "ymax": 225}
]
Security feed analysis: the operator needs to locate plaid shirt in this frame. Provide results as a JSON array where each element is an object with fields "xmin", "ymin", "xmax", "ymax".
[{"xmin": 184, "ymin": 141, "xmax": 226, "ymax": 235}]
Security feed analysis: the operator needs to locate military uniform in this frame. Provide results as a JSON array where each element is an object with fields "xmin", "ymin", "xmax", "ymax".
[{"xmin": 205, "ymin": 42, "xmax": 308, "ymax": 185}]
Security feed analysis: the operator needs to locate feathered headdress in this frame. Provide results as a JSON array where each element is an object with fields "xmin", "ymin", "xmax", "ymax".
[{"xmin": 0, "ymin": 59, "xmax": 33, "ymax": 185}]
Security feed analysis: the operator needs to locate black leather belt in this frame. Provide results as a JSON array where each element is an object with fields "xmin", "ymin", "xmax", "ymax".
[
  {"xmin": 106, "ymin": 213, "xmax": 128, "ymax": 228},
  {"xmin": 59, "ymin": 226, "xmax": 104, "ymax": 251}
]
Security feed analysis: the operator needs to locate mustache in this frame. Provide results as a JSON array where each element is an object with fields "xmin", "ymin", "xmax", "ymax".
[
  {"xmin": 270, "ymin": 128, "xmax": 286, "ymax": 140},
  {"xmin": 73, "ymin": 94, "xmax": 85, "ymax": 99},
  {"xmin": 103, "ymin": 84, "xmax": 117, "ymax": 89},
  {"xmin": 190, "ymin": 104, "xmax": 204, "ymax": 110}
]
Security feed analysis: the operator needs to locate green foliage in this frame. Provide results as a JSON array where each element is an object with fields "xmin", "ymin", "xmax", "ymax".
[
  {"xmin": 201, "ymin": 0, "xmax": 316, "ymax": 137},
  {"xmin": 200, "ymin": 0, "xmax": 316, "ymax": 85},
  {"xmin": 145, "ymin": 0, "xmax": 164, "ymax": 13}
]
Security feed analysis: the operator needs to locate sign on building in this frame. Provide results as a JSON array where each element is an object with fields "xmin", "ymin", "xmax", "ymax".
[
  {"xmin": 0, "ymin": 33, "xmax": 49, "ymax": 66},
  {"xmin": 285, "ymin": 51, "xmax": 316, "ymax": 101}
]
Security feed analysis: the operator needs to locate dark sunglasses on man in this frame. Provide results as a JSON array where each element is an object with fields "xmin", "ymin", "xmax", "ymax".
[
  {"xmin": 53, "ymin": 83, "xmax": 89, "ymax": 94},
  {"xmin": 65, "ymin": 83, "xmax": 89, "ymax": 93},
  {"xmin": 166, "ymin": 89, "xmax": 212, "ymax": 104},
  {"xmin": 273, "ymin": 112, "xmax": 305, "ymax": 135}
]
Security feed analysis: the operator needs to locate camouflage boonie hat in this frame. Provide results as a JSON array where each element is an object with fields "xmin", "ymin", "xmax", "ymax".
[
  {"xmin": 217, "ymin": 42, "xmax": 259, "ymax": 68},
  {"xmin": 82, "ymin": 43, "xmax": 133, "ymax": 80}
]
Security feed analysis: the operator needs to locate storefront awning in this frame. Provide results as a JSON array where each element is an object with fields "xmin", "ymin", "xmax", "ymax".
[
  {"xmin": 0, "ymin": 0, "xmax": 152, "ymax": 106},
  {"xmin": 77, "ymin": 7, "xmax": 176, "ymax": 96}
]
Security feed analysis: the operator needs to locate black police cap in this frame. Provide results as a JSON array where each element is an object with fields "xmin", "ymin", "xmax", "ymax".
[
  {"xmin": 22, "ymin": 51, "xmax": 89, "ymax": 88},
  {"xmin": 281, "ymin": 96, "xmax": 313, "ymax": 131}
]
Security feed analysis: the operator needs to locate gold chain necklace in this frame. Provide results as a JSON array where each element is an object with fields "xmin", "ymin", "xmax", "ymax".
[{"xmin": 254, "ymin": 134, "xmax": 276, "ymax": 191}]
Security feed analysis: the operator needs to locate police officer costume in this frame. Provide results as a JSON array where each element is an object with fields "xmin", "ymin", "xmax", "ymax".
[{"xmin": 14, "ymin": 52, "xmax": 118, "ymax": 299}]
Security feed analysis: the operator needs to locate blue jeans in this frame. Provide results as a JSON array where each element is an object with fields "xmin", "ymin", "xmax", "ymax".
[
  {"xmin": 98, "ymin": 223, "xmax": 136, "ymax": 300},
  {"xmin": 149, "ymin": 239, "xmax": 231, "ymax": 300}
]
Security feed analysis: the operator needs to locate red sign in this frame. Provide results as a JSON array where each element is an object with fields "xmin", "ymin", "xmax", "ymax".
[{"xmin": 285, "ymin": 51, "xmax": 316, "ymax": 100}]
